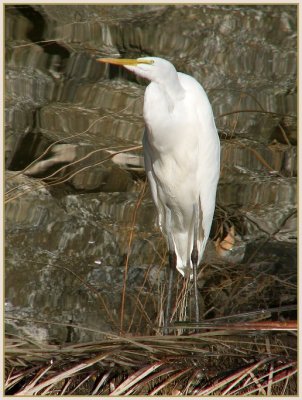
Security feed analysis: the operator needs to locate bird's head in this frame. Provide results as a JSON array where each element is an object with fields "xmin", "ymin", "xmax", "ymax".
[{"xmin": 97, "ymin": 56, "xmax": 177, "ymax": 83}]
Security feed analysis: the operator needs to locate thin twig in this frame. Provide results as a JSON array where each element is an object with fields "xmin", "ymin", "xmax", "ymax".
[{"xmin": 120, "ymin": 180, "xmax": 147, "ymax": 335}]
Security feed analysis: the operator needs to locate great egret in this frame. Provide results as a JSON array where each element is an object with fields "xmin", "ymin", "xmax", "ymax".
[{"xmin": 98, "ymin": 57, "xmax": 220, "ymax": 331}]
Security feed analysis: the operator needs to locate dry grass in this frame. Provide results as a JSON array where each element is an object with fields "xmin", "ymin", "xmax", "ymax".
[{"xmin": 5, "ymin": 322, "xmax": 297, "ymax": 395}]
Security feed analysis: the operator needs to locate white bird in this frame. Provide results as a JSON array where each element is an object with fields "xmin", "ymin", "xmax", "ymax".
[{"xmin": 98, "ymin": 56, "xmax": 220, "ymax": 330}]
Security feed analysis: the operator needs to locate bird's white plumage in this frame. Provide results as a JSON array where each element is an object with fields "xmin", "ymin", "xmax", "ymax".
[
  {"xmin": 135, "ymin": 58, "xmax": 220, "ymax": 276},
  {"xmin": 99, "ymin": 56, "xmax": 220, "ymax": 278}
]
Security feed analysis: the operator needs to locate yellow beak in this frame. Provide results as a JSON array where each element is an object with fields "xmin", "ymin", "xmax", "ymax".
[{"xmin": 97, "ymin": 58, "xmax": 153, "ymax": 66}]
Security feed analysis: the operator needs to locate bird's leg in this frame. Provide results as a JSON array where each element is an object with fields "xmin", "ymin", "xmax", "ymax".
[
  {"xmin": 164, "ymin": 250, "xmax": 176, "ymax": 335},
  {"xmin": 191, "ymin": 204, "xmax": 200, "ymax": 324},
  {"xmin": 191, "ymin": 240, "xmax": 199, "ymax": 324},
  {"xmin": 164, "ymin": 206, "xmax": 176, "ymax": 335}
]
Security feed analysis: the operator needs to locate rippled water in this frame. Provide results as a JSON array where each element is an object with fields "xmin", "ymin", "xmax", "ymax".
[{"xmin": 5, "ymin": 4, "xmax": 297, "ymax": 342}]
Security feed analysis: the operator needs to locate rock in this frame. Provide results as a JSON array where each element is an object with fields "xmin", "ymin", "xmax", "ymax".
[{"xmin": 5, "ymin": 4, "xmax": 297, "ymax": 342}]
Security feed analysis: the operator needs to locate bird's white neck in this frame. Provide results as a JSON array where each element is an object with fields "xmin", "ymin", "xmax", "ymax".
[{"xmin": 156, "ymin": 73, "xmax": 185, "ymax": 111}]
